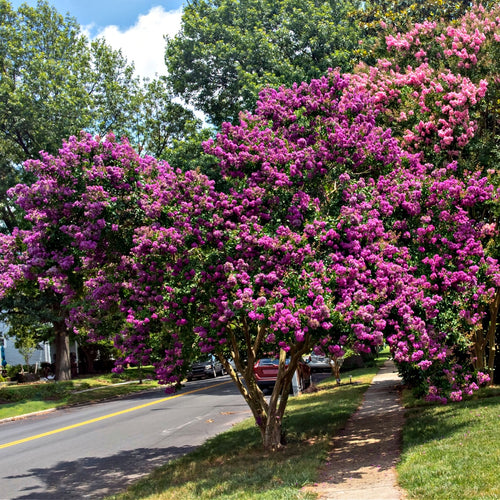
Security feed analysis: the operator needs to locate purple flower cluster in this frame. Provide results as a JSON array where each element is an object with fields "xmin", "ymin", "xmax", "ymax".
[{"xmin": 1, "ymin": 7, "xmax": 499, "ymax": 401}]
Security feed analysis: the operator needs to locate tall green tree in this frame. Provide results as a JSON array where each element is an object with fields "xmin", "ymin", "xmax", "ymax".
[
  {"xmin": 0, "ymin": 0, "xmax": 86, "ymax": 232},
  {"xmin": 125, "ymin": 76, "xmax": 203, "ymax": 160},
  {"xmin": 0, "ymin": 0, "xmax": 141, "ymax": 233},
  {"xmin": 165, "ymin": 0, "xmax": 366, "ymax": 127},
  {"xmin": 84, "ymin": 37, "xmax": 141, "ymax": 138}
]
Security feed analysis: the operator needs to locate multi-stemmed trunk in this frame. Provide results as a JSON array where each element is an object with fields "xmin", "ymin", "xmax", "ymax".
[{"xmin": 218, "ymin": 323, "xmax": 309, "ymax": 450}]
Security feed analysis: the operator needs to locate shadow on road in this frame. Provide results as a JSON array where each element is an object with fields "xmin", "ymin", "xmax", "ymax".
[{"xmin": 6, "ymin": 445, "xmax": 195, "ymax": 499}]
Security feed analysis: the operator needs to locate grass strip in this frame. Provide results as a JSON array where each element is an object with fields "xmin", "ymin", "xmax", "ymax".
[
  {"xmin": 398, "ymin": 392, "xmax": 500, "ymax": 499},
  {"xmin": 106, "ymin": 358, "xmax": 387, "ymax": 500}
]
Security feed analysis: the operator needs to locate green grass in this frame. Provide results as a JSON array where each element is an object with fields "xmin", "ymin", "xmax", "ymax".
[
  {"xmin": 106, "ymin": 358, "xmax": 388, "ymax": 500},
  {"xmin": 398, "ymin": 390, "xmax": 500, "ymax": 500},
  {"xmin": 0, "ymin": 366, "xmax": 159, "ymax": 420}
]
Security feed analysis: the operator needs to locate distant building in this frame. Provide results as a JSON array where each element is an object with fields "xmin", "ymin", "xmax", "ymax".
[{"xmin": 0, "ymin": 321, "xmax": 52, "ymax": 367}]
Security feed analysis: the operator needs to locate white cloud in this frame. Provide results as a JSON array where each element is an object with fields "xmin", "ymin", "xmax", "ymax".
[{"xmin": 95, "ymin": 6, "xmax": 183, "ymax": 80}]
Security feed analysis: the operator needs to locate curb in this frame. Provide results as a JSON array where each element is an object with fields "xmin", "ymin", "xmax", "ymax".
[{"xmin": 0, "ymin": 407, "xmax": 57, "ymax": 424}]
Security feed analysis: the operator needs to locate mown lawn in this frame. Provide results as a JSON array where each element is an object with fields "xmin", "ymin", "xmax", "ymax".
[{"xmin": 398, "ymin": 390, "xmax": 500, "ymax": 500}]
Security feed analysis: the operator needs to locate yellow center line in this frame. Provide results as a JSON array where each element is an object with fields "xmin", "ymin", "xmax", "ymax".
[{"xmin": 0, "ymin": 380, "xmax": 232, "ymax": 449}]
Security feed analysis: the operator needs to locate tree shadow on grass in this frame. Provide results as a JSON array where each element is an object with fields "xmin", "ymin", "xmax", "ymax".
[{"xmin": 402, "ymin": 395, "xmax": 500, "ymax": 450}]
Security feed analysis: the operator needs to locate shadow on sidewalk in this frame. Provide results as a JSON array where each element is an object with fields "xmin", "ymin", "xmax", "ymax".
[{"xmin": 304, "ymin": 359, "xmax": 407, "ymax": 500}]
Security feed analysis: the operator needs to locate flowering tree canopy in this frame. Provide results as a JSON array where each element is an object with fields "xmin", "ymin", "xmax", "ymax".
[
  {"xmin": 0, "ymin": 133, "xmax": 169, "ymax": 379},
  {"xmin": 350, "ymin": 2, "xmax": 500, "ymax": 384},
  {"xmin": 119, "ymin": 69, "xmax": 497, "ymax": 445},
  {"xmin": 2, "ymin": 4, "xmax": 499, "ymax": 450}
]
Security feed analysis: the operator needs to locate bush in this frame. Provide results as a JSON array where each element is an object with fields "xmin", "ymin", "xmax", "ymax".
[
  {"xmin": 5, "ymin": 364, "xmax": 23, "ymax": 379},
  {"xmin": 0, "ymin": 380, "xmax": 75, "ymax": 402}
]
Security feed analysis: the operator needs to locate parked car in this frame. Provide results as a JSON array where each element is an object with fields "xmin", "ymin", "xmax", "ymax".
[
  {"xmin": 187, "ymin": 356, "xmax": 225, "ymax": 380},
  {"xmin": 305, "ymin": 354, "xmax": 332, "ymax": 373},
  {"xmin": 253, "ymin": 358, "xmax": 311, "ymax": 393}
]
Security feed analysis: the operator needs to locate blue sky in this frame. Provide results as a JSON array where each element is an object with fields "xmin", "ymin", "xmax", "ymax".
[{"xmin": 10, "ymin": 0, "xmax": 187, "ymax": 78}]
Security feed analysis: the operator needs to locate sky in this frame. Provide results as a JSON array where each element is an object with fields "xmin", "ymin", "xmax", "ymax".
[{"xmin": 10, "ymin": 0, "xmax": 187, "ymax": 79}]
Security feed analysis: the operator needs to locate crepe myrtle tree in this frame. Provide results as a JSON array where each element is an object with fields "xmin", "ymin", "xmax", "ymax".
[
  {"xmin": 115, "ymin": 71, "xmax": 498, "ymax": 449},
  {"xmin": 348, "ymin": 3, "xmax": 500, "ymax": 382},
  {"xmin": 0, "ymin": 133, "xmax": 170, "ymax": 380},
  {"xmin": 2, "ymin": 75, "xmax": 498, "ymax": 447},
  {"xmin": 204, "ymin": 71, "xmax": 500, "ymax": 405}
]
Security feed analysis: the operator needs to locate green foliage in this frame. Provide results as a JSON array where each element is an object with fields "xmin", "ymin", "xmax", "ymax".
[
  {"xmin": 84, "ymin": 37, "xmax": 140, "ymax": 136},
  {"xmin": 165, "ymin": 0, "xmax": 366, "ymax": 127},
  {"xmin": 4, "ymin": 364, "xmax": 24, "ymax": 379},
  {"xmin": 125, "ymin": 76, "xmax": 203, "ymax": 160},
  {"xmin": 0, "ymin": 0, "xmax": 90, "ymax": 161},
  {"xmin": 14, "ymin": 330, "xmax": 40, "ymax": 368},
  {"xmin": 356, "ymin": 0, "xmax": 489, "ymax": 39},
  {"xmin": 0, "ymin": 379, "xmax": 74, "ymax": 402}
]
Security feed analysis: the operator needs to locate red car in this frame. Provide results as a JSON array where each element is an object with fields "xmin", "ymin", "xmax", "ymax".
[{"xmin": 253, "ymin": 358, "xmax": 311, "ymax": 393}]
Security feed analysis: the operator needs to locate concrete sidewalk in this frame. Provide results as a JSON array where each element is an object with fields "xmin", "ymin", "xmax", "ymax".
[{"xmin": 303, "ymin": 359, "xmax": 406, "ymax": 500}]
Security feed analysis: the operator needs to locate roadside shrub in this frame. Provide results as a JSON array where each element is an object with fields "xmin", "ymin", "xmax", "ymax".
[{"xmin": 5, "ymin": 364, "xmax": 23, "ymax": 379}]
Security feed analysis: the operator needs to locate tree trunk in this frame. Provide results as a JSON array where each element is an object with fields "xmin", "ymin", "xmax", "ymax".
[
  {"xmin": 473, "ymin": 327, "xmax": 486, "ymax": 370},
  {"xmin": 258, "ymin": 348, "xmax": 304, "ymax": 450},
  {"xmin": 263, "ymin": 408, "xmax": 284, "ymax": 450},
  {"xmin": 219, "ymin": 326, "xmax": 309, "ymax": 450},
  {"xmin": 219, "ymin": 349, "xmax": 286, "ymax": 450},
  {"xmin": 473, "ymin": 288, "xmax": 500, "ymax": 378},
  {"xmin": 54, "ymin": 321, "xmax": 71, "ymax": 381},
  {"xmin": 487, "ymin": 288, "xmax": 500, "ymax": 382}
]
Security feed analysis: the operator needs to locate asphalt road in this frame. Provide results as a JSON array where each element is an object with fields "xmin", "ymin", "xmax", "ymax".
[{"xmin": 0, "ymin": 375, "xmax": 250, "ymax": 500}]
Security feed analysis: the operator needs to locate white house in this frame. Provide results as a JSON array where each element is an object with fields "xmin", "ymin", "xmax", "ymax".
[{"xmin": 0, "ymin": 321, "xmax": 52, "ymax": 368}]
